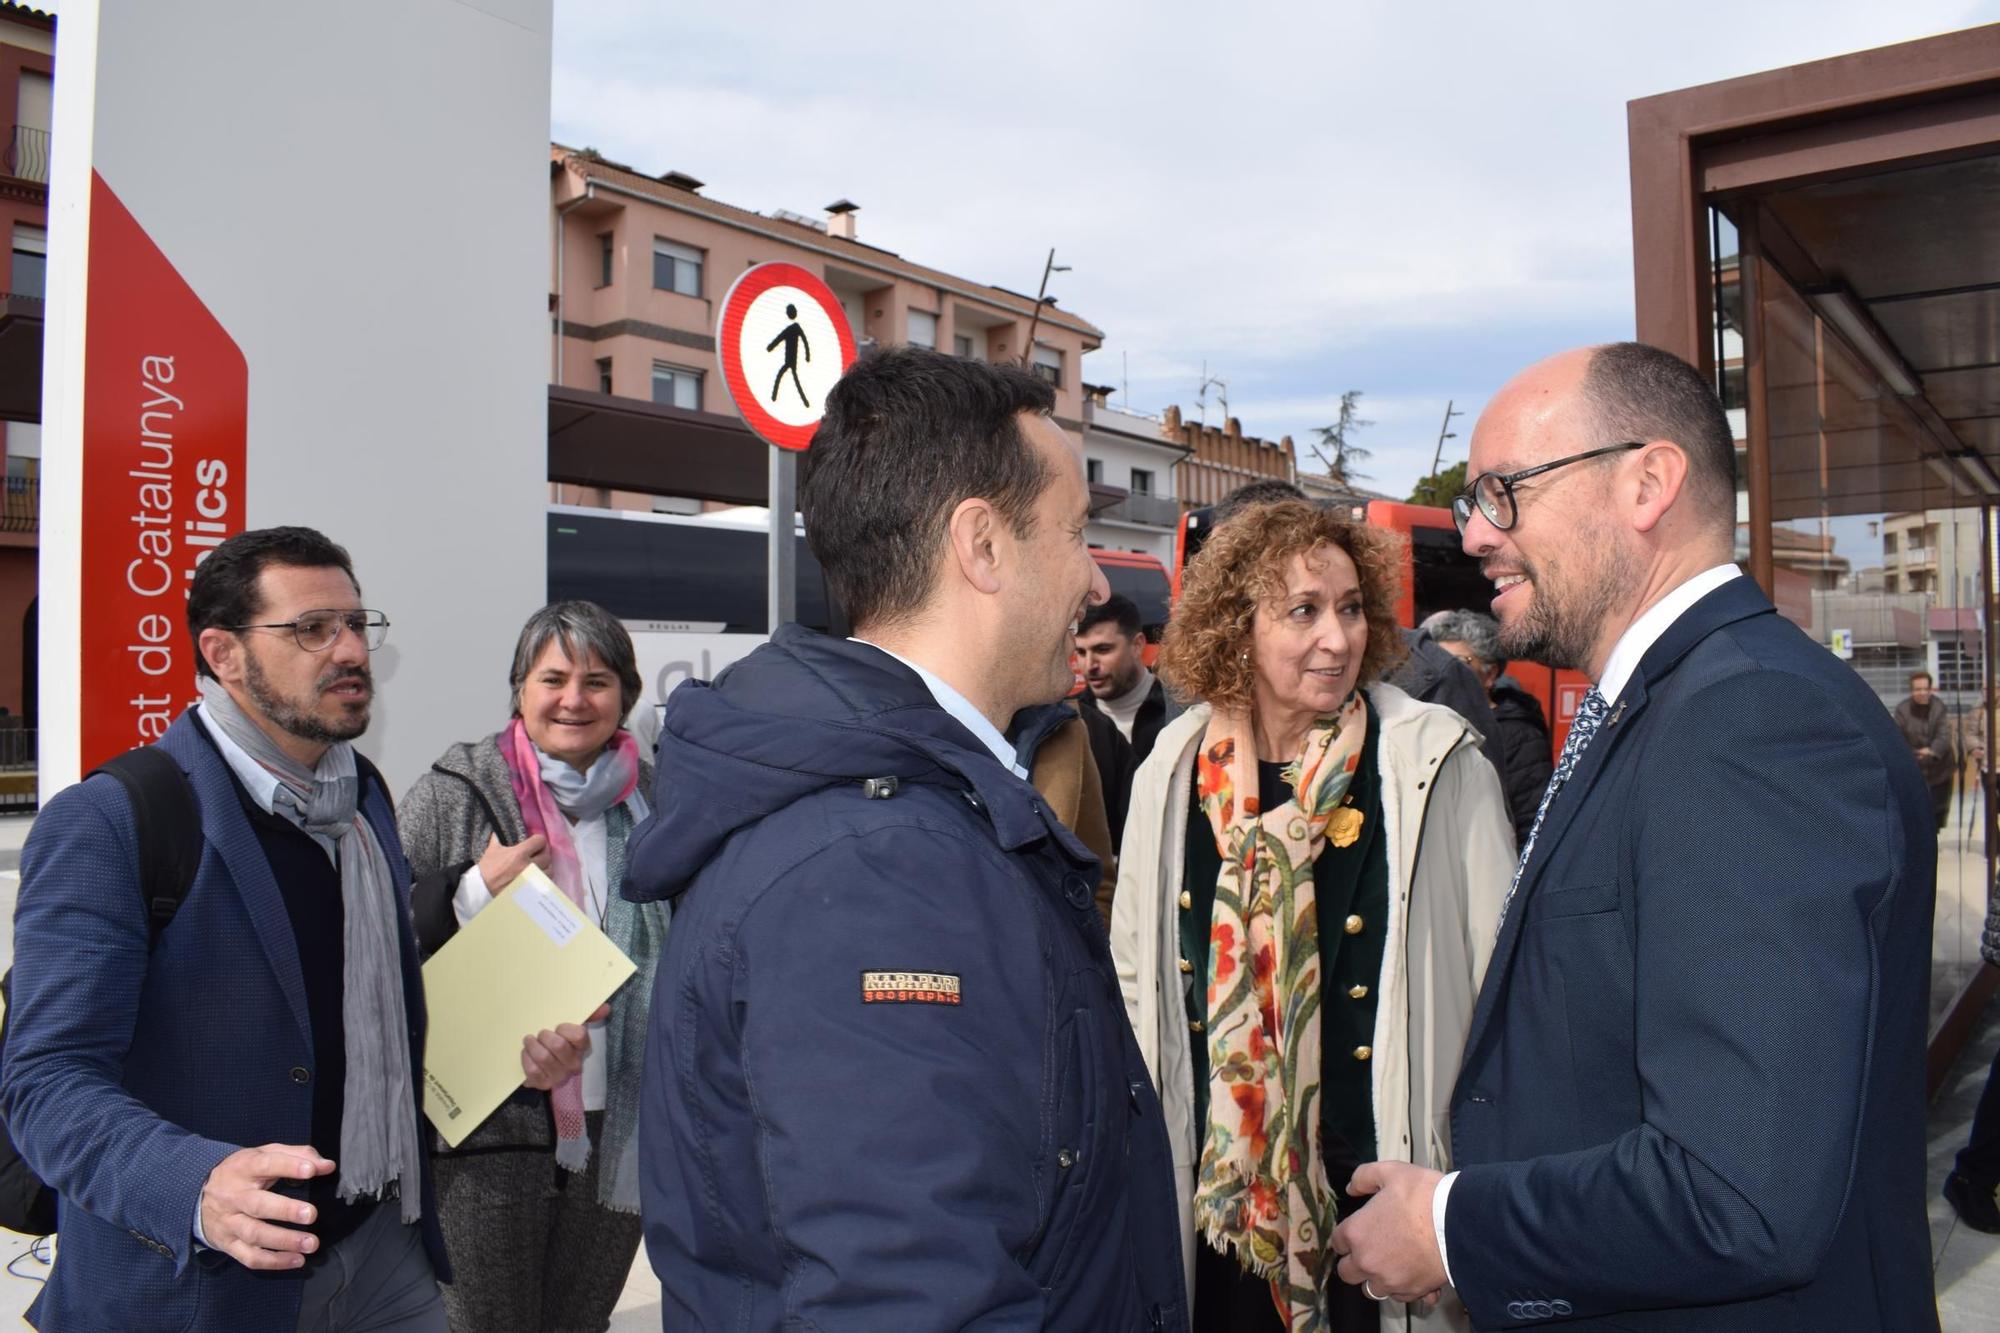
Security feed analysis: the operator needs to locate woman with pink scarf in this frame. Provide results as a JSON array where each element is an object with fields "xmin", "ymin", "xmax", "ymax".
[{"xmin": 400, "ymin": 600, "xmax": 667, "ymax": 1333}]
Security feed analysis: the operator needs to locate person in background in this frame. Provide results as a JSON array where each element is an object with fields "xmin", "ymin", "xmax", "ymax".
[
  {"xmin": 1943, "ymin": 885, "xmax": 2000, "ymax": 1234},
  {"xmin": 1428, "ymin": 608, "xmax": 1553, "ymax": 845},
  {"xmin": 1894, "ymin": 669, "xmax": 1957, "ymax": 832},
  {"xmin": 1112, "ymin": 498, "xmax": 1511, "ymax": 1330},
  {"xmin": 1076, "ymin": 593, "xmax": 1174, "ymax": 763},
  {"xmin": 398, "ymin": 600, "xmax": 667, "ymax": 1333}
]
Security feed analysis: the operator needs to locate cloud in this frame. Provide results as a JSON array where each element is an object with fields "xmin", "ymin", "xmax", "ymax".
[{"xmin": 552, "ymin": 0, "xmax": 1998, "ymax": 495}]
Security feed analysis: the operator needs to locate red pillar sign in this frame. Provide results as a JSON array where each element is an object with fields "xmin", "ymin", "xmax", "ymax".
[{"xmin": 77, "ymin": 171, "xmax": 248, "ymax": 770}]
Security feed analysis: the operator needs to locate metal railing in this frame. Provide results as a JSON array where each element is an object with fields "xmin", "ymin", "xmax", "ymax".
[
  {"xmin": 0, "ymin": 726, "xmax": 34, "ymax": 813},
  {"xmin": 4, "ymin": 125, "xmax": 47, "ymax": 184},
  {"xmin": 1, "ymin": 472, "xmax": 35, "ymax": 533},
  {"xmin": 1097, "ymin": 492, "xmax": 1183, "ymax": 528}
]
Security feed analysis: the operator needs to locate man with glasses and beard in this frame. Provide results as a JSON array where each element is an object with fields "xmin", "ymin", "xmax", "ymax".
[
  {"xmin": 1329, "ymin": 344, "xmax": 1938, "ymax": 1330},
  {"xmin": 0, "ymin": 527, "xmax": 536, "ymax": 1331}
]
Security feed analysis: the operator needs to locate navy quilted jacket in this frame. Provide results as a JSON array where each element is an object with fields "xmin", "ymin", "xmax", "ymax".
[{"xmin": 625, "ymin": 626, "xmax": 1188, "ymax": 1331}]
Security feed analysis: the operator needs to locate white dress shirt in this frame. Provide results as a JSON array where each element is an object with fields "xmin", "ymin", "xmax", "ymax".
[
  {"xmin": 850, "ymin": 639, "xmax": 1029, "ymax": 779},
  {"xmin": 1430, "ymin": 562, "xmax": 1742, "ymax": 1286}
]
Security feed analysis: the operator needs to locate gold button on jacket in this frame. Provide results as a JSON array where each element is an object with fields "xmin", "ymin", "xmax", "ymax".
[
  {"xmin": 1178, "ymin": 958, "xmax": 1194, "ymax": 974},
  {"xmin": 1179, "ymin": 890, "xmax": 1193, "ymax": 910},
  {"xmin": 1353, "ymin": 1045, "xmax": 1372, "ymax": 1061},
  {"xmin": 1348, "ymin": 984, "xmax": 1369, "ymax": 1000},
  {"xmin": 1190, "ymin": 1018, "xmax": 1206, "ymax": 1034},
  {"xmin": 1344, "ymin": 914, "xmax": 1365, "ymax": 935}
]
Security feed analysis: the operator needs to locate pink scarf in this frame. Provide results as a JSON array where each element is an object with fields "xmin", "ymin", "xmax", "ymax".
[{"xmin": 500, "ymin": 717, "xmax": 641, "ymax": 1165}]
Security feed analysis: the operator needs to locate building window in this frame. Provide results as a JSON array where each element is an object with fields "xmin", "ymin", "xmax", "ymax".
[
  {"xmin": 598, "ymin": 233, "xmax": 613, "ymax": 287},
  {"xmin": 1086, "ymin": 458, "xmax": 1103, "ymax": 485},
  {"xmin": 1032, "ymin": 344, "xmax": 1063, "ymax": 388},
  {"xmin": 596, "ymin": 358, "xmax": 613, "ymax": 395},
  {"xmin": 907, "ymin": 309, "xmax": 937, "ymax": 350},
  {"xmin": 1130, "ymin": 468, "xmax": 1154, "ymax": 497},
  {"xmin": 11, "ymin": 224, "xmax": 44, "ymax": 301},
  {"xmin": 652, "ymin": 363, "xmax": 702, "ymax": 411},
  {"xmin": 653, "ymin": 238, "xmax": 704, "ymax": 297},
  {"xmin": 953, "ymin": 333, "xmax": 977, "ymax": 359}
]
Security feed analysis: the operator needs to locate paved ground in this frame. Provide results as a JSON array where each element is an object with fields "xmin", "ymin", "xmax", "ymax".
[{"xmin": 0, "ymin": 804, "xmax": 1991, "ymax": 1328}]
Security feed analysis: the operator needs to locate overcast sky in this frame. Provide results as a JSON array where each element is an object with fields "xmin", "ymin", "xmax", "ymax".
[{"xmin": 551, "ymin": 0, "xmax": 2000, "ymax": 498}]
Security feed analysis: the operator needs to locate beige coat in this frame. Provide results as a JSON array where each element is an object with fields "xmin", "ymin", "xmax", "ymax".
[{"xmin": 1110, "ymin": 682, "xmax": 1513, "ymax": 1323}]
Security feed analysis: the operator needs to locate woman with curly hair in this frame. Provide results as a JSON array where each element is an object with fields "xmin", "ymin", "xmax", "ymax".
[{"xmin": 1111, "ymin": 499, "xmax": 1513, "ymax": 1331}]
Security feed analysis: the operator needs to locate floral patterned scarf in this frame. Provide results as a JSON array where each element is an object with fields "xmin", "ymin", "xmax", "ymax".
[{"xmin": 1193, "ymin": 693, "xmax": 1367, "ymax": 1330}]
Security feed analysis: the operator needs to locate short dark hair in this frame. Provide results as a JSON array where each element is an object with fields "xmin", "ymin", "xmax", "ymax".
[
  {"xmin": 509, "ymin": 600, "xmax": 644, "ymax": 721},
  {"xmin": 1212, "ymin": 478, "xmax": 1307, "ymax": 526},
  {"xmin": 1077, "ymin": 593, "xmax": 1141, "ymax": 639},
  {"xmin": 186, "ymin": 526, "xmax": 358, "ymax": 680},
  {"xmin": 1581, "ymin": 342, "xmax": 1736, "ymax": 527},
  {"xmin": 1911, "ymin": 670, "xmax": 1934, "ymax": 687},
  {"xmin": 800, "ymin": 345, "xmax": 1057, "ymax": 630}
]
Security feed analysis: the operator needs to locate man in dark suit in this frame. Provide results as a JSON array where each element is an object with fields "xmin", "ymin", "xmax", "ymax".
[
  {"xmin": 1, "ymin": 528, "xmax": 593, "ymax": 1330},
  {"xmin": 1330, "ymin": 344, "xmax": 1938, "ymax": 1330}
]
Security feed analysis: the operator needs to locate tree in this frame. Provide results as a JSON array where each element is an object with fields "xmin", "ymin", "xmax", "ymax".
[
  {"xmin": 1409, "ymin": 459, "xmax": 1468, "ymax": 510},
  {"xmin": 1310, "ymin": 390, "xmax": 1372, "ymax": 482}
]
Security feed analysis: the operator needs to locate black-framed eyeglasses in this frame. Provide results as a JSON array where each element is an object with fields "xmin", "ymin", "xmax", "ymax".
[
  {"xmin": 222, "ymin": 609, "xmax": 390, "ymax": 652},
  {"xmin": 1451, "ymin": 442, "xmax": 1646, "ymax": 535}
]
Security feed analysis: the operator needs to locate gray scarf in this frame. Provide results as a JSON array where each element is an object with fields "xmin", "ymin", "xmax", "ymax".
[{"xmin": 198, "ymin": 679, "xmax": 423, "ymax": 1222}]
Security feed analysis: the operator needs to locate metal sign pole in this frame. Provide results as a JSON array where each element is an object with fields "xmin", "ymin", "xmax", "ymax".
[{"xmin": 768, "ymin": 445, "xmax": 797, "ymax": 631}]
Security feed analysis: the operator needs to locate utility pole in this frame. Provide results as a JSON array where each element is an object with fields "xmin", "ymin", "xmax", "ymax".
[
  {"xmin": 1428, "ymin": 399, "xmax": 1465, "ymax": 477},
  {"xmin": 1018, "ymin": 247, "xmax": 1070, "ymax": 369}
]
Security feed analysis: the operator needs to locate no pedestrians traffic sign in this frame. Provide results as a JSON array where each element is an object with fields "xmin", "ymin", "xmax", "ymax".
[{"xmin": 716, "ymin": 262, "xmax": 858, "ymax": 451}]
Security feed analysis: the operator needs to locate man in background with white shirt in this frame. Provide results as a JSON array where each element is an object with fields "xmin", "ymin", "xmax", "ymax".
[
  {"xmin": 1075, "ymin": 594, "xmax": 1170, "ymax": 764},
  {"xmin": 1330, "ymin": 343, "xmax": 1938, "ymax": 1330},
  {"xmin": 626, "ymin": 346, "xmax": 1190, "ymax": 1329}
]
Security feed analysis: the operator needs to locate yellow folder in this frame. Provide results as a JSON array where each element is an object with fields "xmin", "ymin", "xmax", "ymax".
[{"xmin": 420, "ymin": 865, "xmax": 636, "ymax": 1145}]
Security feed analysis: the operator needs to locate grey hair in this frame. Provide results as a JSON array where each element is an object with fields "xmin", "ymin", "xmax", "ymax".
[
  {"xmin": 508, "ymin": 600, "xmax": 643, "ymax": 721},
  {"xmin": 1427, "ymin": 608, "xmax": 1504, "ymax": 668}
]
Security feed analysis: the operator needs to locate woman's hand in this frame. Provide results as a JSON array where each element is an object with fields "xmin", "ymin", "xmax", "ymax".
[
  {"xmin": 520, "ymin": 1004, "xmax": 613, "ymax": 1091},
  {"xmin": 476, "ymin": 832, "xmax": 550, "ymax": 892}
]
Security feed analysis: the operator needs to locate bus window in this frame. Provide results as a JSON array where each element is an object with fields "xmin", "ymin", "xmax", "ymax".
[
  {"xmin": 1094, "ymin": 555, "xmax": 1171, "ymax": 642},
  {"xmin": 546, "ymin": 509, "xmax": 835, "ymax": 634},
  {"xmin": 1409, "ymin": 524, "xmax": 1494, "ymax": 626}
]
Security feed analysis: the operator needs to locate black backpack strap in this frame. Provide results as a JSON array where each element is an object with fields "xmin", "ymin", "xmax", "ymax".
[{"xmin": 88, "ymin": 746, "xmax": 202, "ymax": 944}]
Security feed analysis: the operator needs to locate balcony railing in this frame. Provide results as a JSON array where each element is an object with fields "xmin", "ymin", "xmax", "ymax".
[
  {"xmin": 2, "ymin": 472, "xmax": 37, "ymax": 533},
  {"xmin": 1097, "ymin": 491, "xmax": 1184, "ymax": 528},
  {"xmin": 4, "ymin": 125, "xmax": 47, "ymax": 185}
]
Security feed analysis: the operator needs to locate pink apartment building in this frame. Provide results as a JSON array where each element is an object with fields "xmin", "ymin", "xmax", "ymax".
[
  {"xmin": 0, "ymin": 2, "xmax": 50, "ymax": 745},
  {"xmin": 545, "ymin": 144, "xmax": 1107, "ymax": 510}
]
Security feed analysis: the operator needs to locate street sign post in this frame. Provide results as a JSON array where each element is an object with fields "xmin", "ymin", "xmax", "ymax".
[{"xmin": 716, "ymin": 263, "xmax": 858, "ymax": 631}]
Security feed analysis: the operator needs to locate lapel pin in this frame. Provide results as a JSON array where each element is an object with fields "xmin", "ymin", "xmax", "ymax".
[{"xmin": 1607, "ymin": 701, "xmax": 1626, "ymax": 726}]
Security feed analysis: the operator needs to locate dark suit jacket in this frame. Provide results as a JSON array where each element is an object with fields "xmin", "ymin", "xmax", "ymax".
[
  {"xmin": 0, "ymin": 712, "xmax": 444, "ymax": 1330},
  {"xmin": 1446, "ymin": 578, "xmax": 1938, "ymax": 1331}
]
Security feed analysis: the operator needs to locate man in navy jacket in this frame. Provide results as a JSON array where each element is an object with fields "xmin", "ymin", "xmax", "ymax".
[
  {"xmin": 0, "ymin": 528, "xmax": 590, "ymax": 1329},
  {"xmin": 627, "ymin": 347, "xmax": 1188, "ymax": 1330},
  {"xmin": 1332, "ymin": 345, "xmax": 1938, "ymax": 1329}
]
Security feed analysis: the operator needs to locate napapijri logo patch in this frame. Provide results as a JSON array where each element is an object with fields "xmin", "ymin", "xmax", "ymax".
[{"xmin": 860, "ymin": 970, "xmax": 962, "ymax": 1005}]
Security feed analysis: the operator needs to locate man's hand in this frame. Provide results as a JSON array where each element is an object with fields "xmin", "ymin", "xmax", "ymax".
[
  {"xmin": 198, "ymin": 1144, "xmax": 335, "ymax": 1270},
  {"xmin": 520, "ymin": 1003, "xmax": 611, "ymax": 1091},
  {"xmin": 476, "ymin": 833, "xmax": 550, "ymax": 892},
  {"xmin": 1332, "ymin": 1161, "xmax": 1448, "ymax": 1304}
]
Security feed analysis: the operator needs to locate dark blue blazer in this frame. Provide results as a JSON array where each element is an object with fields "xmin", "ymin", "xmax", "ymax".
[
  {"xmin": 0, "ymin": 711, "xmax": 444, "ymax": 1331},
  {"xmin": 1445, "ymin": 577, "xmax": 1939, "ymax": 1331}
]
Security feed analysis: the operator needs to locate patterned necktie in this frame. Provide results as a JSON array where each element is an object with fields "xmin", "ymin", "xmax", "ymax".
[{"xmin": 1498, "ymin": 686, "xmax": 1609, "ymax": 929}]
